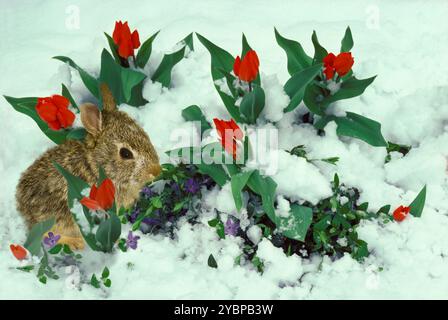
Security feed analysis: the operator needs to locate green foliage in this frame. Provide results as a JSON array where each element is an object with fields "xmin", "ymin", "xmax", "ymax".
[
  {"xmin": 283, "ymin": 64, "xmax": 323, "ymax": 112},
  {"xmin": 246, "ymin": 171, "xmax": 277, "ymax": 222},
  {"xmin": 91, "ymin": 267, "xmax": 112, "ymax": 289},
  {"xmin": 53, "ymin": 162, "xmax": 121, "ymax": 253},
  {"xmin": 288, "ymin": 144, "xmax": 339, "ymax": 166},
  {"xmin": 300, "ymin": 174, "xmax": 375, "ymax": 261},
  {"xmin": 409, "ymin": 185, "xmax": 427, "ymax": 218},
  {"xmin": 251, "ymin": 255, "xmax": 264, "ymax": 273},
  {"xmin": 385, "ymin": 141, "xmax": 411, "ymax": 163},
  {"xmin": 231, "ymin": 170, "xmax": 255, "ymax": 212},
  {"xmin": 95, "ymin": 211, "xmax": 121, "ymax": 252},
  {"xmin": 151, "ymin": 46, "xmax": 186, "ymax": 87},
  {"xmin": 23, "ymin": 218, "xmax": 55, "ymax": 256},
  {"xmin": 311, "ymin": 30, "xmax": 328, "ymax": 64},
  {"xmin": 180, "ymin": 32, "xmax": 194, "ymax": 51},
  {"xmin": 197, "ymin": 33, "xmax": 266, "ymax": 124},
  {"xmin": 239, "ymin": 85, "xmax": 265, "ymax": 124},
  {"xmin": 335, "ymin": 112, "xmax": 388, "ymax": 147},
  {"xmin": 181, "ymin": 105, "xmax": 212, "ymax": 136},
  {"xmin": 129, "ymin": 164, "xmax": 213, "ymax": 234},
  {"xmin": 66, "ymin": 128, "xmax": 87, "ymax": 141},
  {"xmin": 53, "ymin": 56, "xmax": 99, "ymax": 98},
  {"xmin": 3, "ymin": 85, "xmax": 84, "ymax": 146},
  {"xmin": 274, "ymin": 27, "xmax": 382, "ymax": 147},
  {"xmin": 104, "ymin": 32, "xmax": 123, "ymax": 66},
  {"xmin": 3, "ymin": 96, "xmax": 76, "ymax": 145},
  {"xmin": 196, "ymin": 33, "xmax": 234, "ymax": 80},
  {"xmin": 208, "ymin": 254, "xmax": 218, "ymax": 268},
  {"xmin": 208, "ymin": 218, "xmax": 225, "ymax": 239},
  {"xmin": 98, "ymin": 49, "xmax": 147, "ymax": 107},
  {"xmin": 340, "ymin": 26, "xmax": 354, "ymax": 52},
  {"xmin": 136, "ymin": 30, "xmax": 160, "ymax": 68},
  {"xmin": 37, "ymin": 251, "xmax": 59, "ymax": 284},
  {"xmin": 277, "ymin": 204, "xmax": 313, "ymax": 242},
  {"xmin": 166, "ymin": 144, "xmax": 232, "ymax": 186},
  {"xmin": 61, "ymin": 84, "xmax": 79, "ymax": 111},
  {"xmin": 53, "ymin": 162, "xmax": 89, "ymax": 208},
  {"xmin": 274, "ymin": 28, "xmax": 312, "ymax": 75}
]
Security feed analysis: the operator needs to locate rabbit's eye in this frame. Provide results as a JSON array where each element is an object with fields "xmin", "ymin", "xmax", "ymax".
[{"xmin": 119, "ymin": 147, "xmax": 134, "ymax": 160}]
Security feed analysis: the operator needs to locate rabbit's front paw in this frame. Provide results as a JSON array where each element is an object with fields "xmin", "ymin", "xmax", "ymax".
[{"xmin": 59, "ymin": 235, "xmax": 85, "ymax": 251}]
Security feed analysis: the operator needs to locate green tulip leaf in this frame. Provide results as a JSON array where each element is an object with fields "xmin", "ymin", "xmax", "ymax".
[
  {"xmin": 274, "ymin": 28, "xmax": 312, "ymax": 75},
  {"xmin": 409, "ymin": 185, "xmax": 427, "ymax": 218},
  {"xmin": 53, "ymin": 56, "xmax": 99, "ymax": 98},
  {"xmin": 136, "ymin": 30, "xmax": 160, "ymax": 69},
  {"xmin": 340, "ymin": 26, "xmax": 354, "ymax": 53},
  {"xmin": 240, "ymin": 85, "xmax": 265, "ymax": 124},
  {"xmin": 283, "ymin": 63, "xmax": 323, "ymax": 112},
  {"xmin": 335, "ymin": 112, "xmax": 388, "ymax": 147},
  {"xmin": 231, "ymin": 170, "xmax": 255, "ymax": 212},
  {"xmin": 151, "ymin": 45, "xmax": 186, "ymax": 87}
]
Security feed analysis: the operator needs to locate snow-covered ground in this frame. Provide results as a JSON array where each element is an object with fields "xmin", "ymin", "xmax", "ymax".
[{"xmin": 1, "ymin": 0, "xmax": 448, "ymax": 299}]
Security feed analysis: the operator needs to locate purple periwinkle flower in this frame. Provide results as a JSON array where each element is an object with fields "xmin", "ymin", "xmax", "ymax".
[
  {"xmin": 142, "ymin": 217, "xmax": 161, "ymax": 226},
  {"xmin": 128, "ymin": 207, "xmax": 141, "ymax": 224},
  {"xmin": 171, "ymin": 182, "xmax": 180, "ymax": 194},
  {"xmin": 224, "ymin": 217, "xmax": 239, "ymax": 236},
  {"xmin": 126, "ymin": 231, "xmax": 140, "ymax": 250},
  {"xmin": 43, "ymin": 232, "xmax": 61, "ymax": 248},
  {"xmin": 141, "ymin": 186, "xmax": 154, "ymax": 198},
  {"xmin": 184, "ymin": 178, "xmax": 200, "ymax": 194}
]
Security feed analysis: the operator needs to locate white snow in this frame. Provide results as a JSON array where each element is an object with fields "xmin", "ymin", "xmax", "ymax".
[
  {"xmin": 247, "ymin": 225, "xmax": 262, "ymax": 245},
  {"xmin": 261, "ymin": 74, "xmax": 290, "ymax": 122},
  {"xmin": 1, "ymin": 0, "xmax": 448, "ymax": 299},
  {"xmin": 275, "ymin": 195, "xmax": 291, "ymax": 218}
]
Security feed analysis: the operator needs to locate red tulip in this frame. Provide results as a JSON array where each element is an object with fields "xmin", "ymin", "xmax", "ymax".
[
  {"xmin": 10, "ymin": 244, "xmax": 27, "ymax": 260},
  {"xmin": 80, "ymin": 178, "xmax": 116, "ymax": 211},
  {"xmin": 323, "ymin": 52, "xmax": 354, "ymax": 80},
  {"xmin": 334, "ymin": 52, "xmax": 354, "ymax": 77},
  {"xmin": 233, "ymin": 50, "xmax": 259, "ymax": 83},
  {"xmin": 36, "ymin": 95, "xmax": 75, "ymax": 130},
  {"xmin": 233, "ymin": 56, "xmax": 241, "ymax": 78},
  {"xmin": 323, "ymin": 53, "xmax": 336, "ymax": 80},
  {"xmin": 393, "ymin": 205, "xmax": 411, "ymax": 222},
  {"xmin": 213, "ymin": 118, "xmax": 243, "ymax": 159},
  {"xmin": 112, "ymin": 21, "xmax": 140, "ymax": 59}
]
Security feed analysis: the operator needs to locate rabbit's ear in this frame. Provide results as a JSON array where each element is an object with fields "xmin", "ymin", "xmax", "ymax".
[
  {"xmin": 80, "ymin": 103, "xmax": 102, "ymax": 136},
  {"xmin": 100, "ymin": 83, "xmax": 117, "ymax": 112}
]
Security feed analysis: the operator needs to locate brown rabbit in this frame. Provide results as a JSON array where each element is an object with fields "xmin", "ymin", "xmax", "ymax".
[{"xmin": 16, "ymin": 84, "xmax": 161, "ymax": 250}]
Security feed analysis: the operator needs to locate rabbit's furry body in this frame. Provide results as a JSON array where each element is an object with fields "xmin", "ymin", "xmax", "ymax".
[{"xmin": 16, "ymin": 84, "xmax": 161, "ymax": 249}]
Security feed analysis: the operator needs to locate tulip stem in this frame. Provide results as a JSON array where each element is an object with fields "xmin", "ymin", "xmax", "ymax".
[
  {"xmin": 132, "ymin": 55, "xmax": 137, "ymax": 68},
  {"xmin": 248, "ymin": 82, "xmax": 252, "ymax": 92}
]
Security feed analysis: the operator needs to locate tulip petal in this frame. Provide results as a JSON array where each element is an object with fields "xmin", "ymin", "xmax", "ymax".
[
  {"xmin": 36, "ymin": 102, "xmax": 58, "ymax": 122},
  {"xmin": 323, "ymin": 67, "xmax": 335, "ymax": 80},
  {"xmin": 80, "ymin": 197, "xmax": 101, "ymax": 211},
  {"xmin": 334, "ymin": 52, "xmax": 354, "ymax": 77},
  {"xmin": 131, "ymin": 30, "xmax": 140, "ymax": 49},
  {"xmin": 393, "ymin": 205, "xmax": 411, "ymax": 222},
  {"xmin": 96, "ymin": 178, "xmax": 115, "ymax": 210},
  {"xmin": 233, "ymin": 56, "xmax": 241, "ymax": 77},
  {"xmin": 238, "ymin": 50, "xmax": 259, "ymax": 82},
  {"xmin": 113, "ymin": 21, "xmax": 123, "ymax": 44},
  {"xmin": 229, "ymin": 119, "xmax": 243, "ymax": 140},
  {"xmin": 323, "ymin": 52, "xmax": 336, "ymax": 67},
  {"xmin": 57, "ymin": 107, "xmax": 76, "ymax": 128},
  {"xmin": 10, "ymin": 244, "xmax": 27, "ymax": 260},
  {"xmin": 118, "ymin": 42, "xmax": 133, "ymax": 59},
  {"xmin": 52, "ymin": 95, "xmax": 70, "ymax": 109},
  {"xmin": 89, "ymin": 184, "xmax": 98, "ymax": 200}
]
